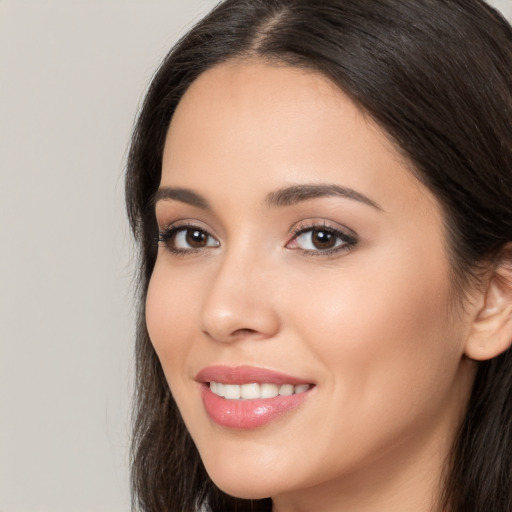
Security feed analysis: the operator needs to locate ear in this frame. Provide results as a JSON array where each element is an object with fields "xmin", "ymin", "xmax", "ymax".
[{"xmin": 465, "ymin": 246, "xmax": 512, "ymax": 361}]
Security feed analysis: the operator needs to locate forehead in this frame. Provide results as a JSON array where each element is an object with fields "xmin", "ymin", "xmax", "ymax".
[
  {"xmin": 168, "ymin": 60, "xmax": 372, "ymax": 152},
  {"xmin": 175, "ymin": 59, "xmax": 346, "ymax": 122},
  {"xmin": 161, "ymin": 59, "xmax": 436, "ymax": 216}
]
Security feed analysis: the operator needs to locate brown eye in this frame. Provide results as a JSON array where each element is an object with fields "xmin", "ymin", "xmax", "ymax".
[
  {"xmin": 289, "ymin": 225, "xmax": 357, "ymax": 255},
  {"xmin": 158, "ymin": 225, "xmax": 220, "ymax": 253},
  {"xmin": 310, "ymin": 229, "xmax": 337, "ymax": 250},
  {"xmin": 175, "ymin": 227, "xmax": 219, "ymax": 250},
  {"xmin": 185, "ymin": 229, "xmax": 209, "ymax": 248}
]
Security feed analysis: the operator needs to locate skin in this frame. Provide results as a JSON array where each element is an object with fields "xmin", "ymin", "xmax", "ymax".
[{"xmin": 146, "ymin": 60, "xmax": 480, "ymax": 512}]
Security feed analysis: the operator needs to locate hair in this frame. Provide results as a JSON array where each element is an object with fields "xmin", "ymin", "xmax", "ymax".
[{"xmin": 125, "ymin": 1, "xmax": 512, "ymax": 511}]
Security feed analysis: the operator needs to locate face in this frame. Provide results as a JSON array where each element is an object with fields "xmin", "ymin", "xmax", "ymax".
[{"xmin": 146, "ymin": 61, "xmax": 476, "ymax": 509}]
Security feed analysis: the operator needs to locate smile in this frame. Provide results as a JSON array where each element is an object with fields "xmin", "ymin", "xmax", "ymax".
[
  {"xmin": 196, "ymin": 366, "xmax": 314, "ymax": 429},
  {"xmin": 209, "ymin": 381, "xmax": 311, "ymax": 400}
]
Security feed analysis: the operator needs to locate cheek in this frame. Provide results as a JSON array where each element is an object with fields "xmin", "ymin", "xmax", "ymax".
[
  {"xmin": 145, "ymin": 261, "xmax": 199, "ymax": 383},
  {"xmin": 286, "ymin": 248, "xmax": 464, "ymax": 423}
]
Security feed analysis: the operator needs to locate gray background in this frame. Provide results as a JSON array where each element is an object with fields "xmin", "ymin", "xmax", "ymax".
[{"xmin": 1, "ymin": 1, "xmax": 510, "ymax": 511}]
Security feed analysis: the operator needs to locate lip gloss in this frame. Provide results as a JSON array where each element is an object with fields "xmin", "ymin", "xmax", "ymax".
[{"xmin": 197, "ymin": 366, "xmax": 313, "ymax": 429}]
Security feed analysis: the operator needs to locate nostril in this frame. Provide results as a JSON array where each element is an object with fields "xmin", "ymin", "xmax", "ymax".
[
  {"xmin": 203, "ymin": 327, "xmax": 260, "ymax": 342},
  {"xmin": 232, "ymin": 328, "xmax": 259, "ymax": 337}
]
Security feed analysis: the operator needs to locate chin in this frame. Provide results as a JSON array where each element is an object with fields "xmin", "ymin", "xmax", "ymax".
[
  {"xmin": 201, "ymin": 455, "xmax": 288, "ymax": 500},
  {"xmin": 207, "ymin": 471, "xmax": 273, "ymax": 500}
]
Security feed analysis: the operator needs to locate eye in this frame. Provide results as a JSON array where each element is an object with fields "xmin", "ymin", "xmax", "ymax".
[
  {"xmin": 287, "ymin": 223, "xmax": 357, "ymax": 255},
  {"xmin": 158, "ymin": 224, "xmax": 220, "ymax": 254}
]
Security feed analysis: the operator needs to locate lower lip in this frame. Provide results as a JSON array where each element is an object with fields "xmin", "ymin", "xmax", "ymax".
[{"xmin": 200, "ymin": 384, "xmax": 311, "ymax": 429}]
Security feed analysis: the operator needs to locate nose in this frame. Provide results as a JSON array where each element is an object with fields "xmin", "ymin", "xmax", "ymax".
[{"xmin": 199, "ymin": 250, "xmax": 281, "ymax": 343}]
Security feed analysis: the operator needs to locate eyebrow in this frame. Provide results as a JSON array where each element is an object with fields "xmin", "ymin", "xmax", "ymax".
[
  {"xmin": 152, "ymin": 187, "xmax": 211, "ymax": 209},
  {"xmin": 265, "ymin": 184, "xmax": 382, "ymax": 210},
  {"xmin": 153, "ymin": 183, "xmax": 381, "ymax": 211}
]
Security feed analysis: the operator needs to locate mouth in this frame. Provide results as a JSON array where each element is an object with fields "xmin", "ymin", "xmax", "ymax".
[
  {"xmin": 196, "ymin": 366, "xmax": 315, "ymax": 429},
  {"xmin": 209, "ymin": 381, "xmax": 312, "ymax": 400}
]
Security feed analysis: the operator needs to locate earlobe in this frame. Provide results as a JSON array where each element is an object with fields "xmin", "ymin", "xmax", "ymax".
[{"xmin": 465, "ymin": 249, "xmax": 512, "ymax": 361}]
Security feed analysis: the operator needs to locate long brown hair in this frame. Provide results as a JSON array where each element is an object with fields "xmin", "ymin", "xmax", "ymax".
[{"xmin": 125, "ymin": 1, "xmax": 512, "ymax": 510}]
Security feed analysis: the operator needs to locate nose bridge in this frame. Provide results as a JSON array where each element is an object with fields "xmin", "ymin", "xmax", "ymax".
[{"xmin": 200, "ymin": 240, "xmax": 279, "ymax": 343}]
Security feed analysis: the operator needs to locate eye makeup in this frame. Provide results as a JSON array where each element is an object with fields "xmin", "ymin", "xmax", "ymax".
[
  {"xmin": 286, "ymin": 220, "xmax": 358, "ymax": 257},
  {"xmin": 156, "ymin": 218, "xmax": 359, "ymax": 259}
]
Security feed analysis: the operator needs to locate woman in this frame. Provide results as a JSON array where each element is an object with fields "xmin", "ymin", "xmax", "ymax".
[{"xmin": 125, "ymin": 1, "xmax": 512, "ymax": 511}]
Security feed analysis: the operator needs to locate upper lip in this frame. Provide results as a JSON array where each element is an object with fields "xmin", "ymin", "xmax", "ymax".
[{"xmin": 196, "ymin": 365, "xmax": 313, "ymax": 386}]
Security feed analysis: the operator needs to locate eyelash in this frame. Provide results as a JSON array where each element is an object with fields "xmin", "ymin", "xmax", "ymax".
[
  {"xmin": 157, "ymin": 223, "xmax": 218, "ymax": 257},
  {"xmin": 157, "ymin": 221, "xmax": 358, "ymax": 258},
  {"xmin": 288, "ymin": 221, "xmax": 358, "ymax": 257}
]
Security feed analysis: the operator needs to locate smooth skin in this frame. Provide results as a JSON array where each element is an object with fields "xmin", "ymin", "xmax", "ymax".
[{"xmin": 146, "ymin": 61, "xmax": 512, "ymax": 512}]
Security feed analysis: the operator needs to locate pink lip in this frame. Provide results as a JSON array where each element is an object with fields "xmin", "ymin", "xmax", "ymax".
[
  {"xmin": 196, "ymin": 365, "xmax": 314, "ymax": 429},
  {"xmin": 196, "ymin": 365, "xmax": 312, "ymax": 386}
]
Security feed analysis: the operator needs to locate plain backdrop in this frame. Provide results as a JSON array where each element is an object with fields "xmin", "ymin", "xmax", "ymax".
[{"xmin": 1, "ymin": 1, "xmax": 511, "ymax": 511}]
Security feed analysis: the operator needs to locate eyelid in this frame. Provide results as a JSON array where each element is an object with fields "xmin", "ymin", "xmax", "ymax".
[
  {"xmin": 157, "ymin": 220, "xmax": 220, "ymax": 255},
  {"xmin": 289, "ymin": 219, "xmax": 357, "ymax": 239},
  {"xmin": 156, "ymin": 217, "xmax": 358, "ymax": 258},
  {"xmin": 287, "ymin": 219, "xmax": 358, "ymax": 256},
  {"xmin": 156, "ymin": 217, "xmax": 220, "ymax": 238}
]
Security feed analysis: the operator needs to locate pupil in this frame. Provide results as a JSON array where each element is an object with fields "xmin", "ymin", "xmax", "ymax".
[
  {"xmin": 312, "ymin": 229, "xmax": 335, "ymax": 249},
  {"xmin": 186, "ymin": 229, "xmax": 207, "ymax": 248}
]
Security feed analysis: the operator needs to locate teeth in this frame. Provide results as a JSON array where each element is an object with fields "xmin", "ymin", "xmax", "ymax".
[
  {"xmin": 241, "ymin": 383, "xmax": 260, "ymax": 399},
  {"xmin": 294, "ymin": 384, "xmax": 310, "ymax": 394},
  {"xmin": 279, "ymin": 384, "xmax": 294, "ymax": 396},
  {"xmin": 209, "ymin": 382, "xmax": 311, "ymax": 400},
  {"xmin": 211, "ymin": 382, "xmax": 225, "ymax": 397},
  {"xmin": 261, "ymin": 383, "xmax": 279, "ymax": 398},
  {"xmin": 223, "ymin": 384, "xmax": 241, "ymax": 399}
]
